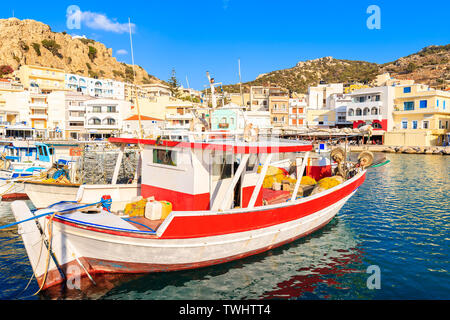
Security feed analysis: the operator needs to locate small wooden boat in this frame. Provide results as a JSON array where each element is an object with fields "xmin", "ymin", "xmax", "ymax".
[{"xmin": 11, "ymin": 133, "xmax": 369, "ymax": 292}]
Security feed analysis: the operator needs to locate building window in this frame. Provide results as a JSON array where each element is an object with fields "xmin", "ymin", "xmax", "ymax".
[
  {"xmin": 363, "ymin": 107, "xmax": 370, "ymax": 116},
  {"xmin": 371, "ymin": 107, "xmax": 378, "ymax": 115},
  {"xmin": 437, "ymin": 99, "xmax": 439, "ymax": 107},
  {"xmin": 92, "ymin": 106, "xmax": 102, "ymax": 113},
  {"xmin": 401, "ymin": 121, "xmax": 408, "ymax": 129},
  {"xmin": 88, "ymin": 117, "xmax": 101, "ymax": 125},
  {"xmin": 422, "ymin": 121, "xmax": 429, "ymax": 129},
  {"xmin": 358, "ymin": 96, "xmax": 365, "ymax": 103},
  {"xmin": 404, "ymin": 101, "xmax": 414, "ymax": 111},
  {"xmin": 107, "ymin": 106, "xmax": 116, "ymax": 113},
  {"xmin": 403, "ymin": 87, "xmax": 411, "ymax": 93},
  {"xmin": 419, "ymin": 100, "xmax": 427, "ymax": 108},
  {"xmin": 356, "ymin": 108, "xmax": 362, "ymax": 116},
  {"xmin": 375, "ymin": 95, "xmax": 381, "ymax": 101},
  {"xmin": 348, "ymin": 109, "xmax": 354, "ymax": 116},
  {"xmin": 103, "ymin": 118, "xmax": 116, "ymax": 125},
  {"xmin": 412, "ymin": 120, "xmax": 418, "ymax": 129}
]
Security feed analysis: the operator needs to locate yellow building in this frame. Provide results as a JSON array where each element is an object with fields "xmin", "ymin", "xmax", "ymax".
[
  {"xmin": 384, "ymin": 84, "xmax": 450, "ymax": 146},
  {"xmin": 269, "ymin": 95, "xmax": 289, "ymax": 127},
  {"xmin": 16, "ymin": 65, "xmax": 66, "ymax": 93},
  {"xmin": 344, "ymin": 83, "xmax": 369, "ymax": 94},
  {"xmin": 306, "ymin": 109, "xmax": 336, "ymax": 128}
]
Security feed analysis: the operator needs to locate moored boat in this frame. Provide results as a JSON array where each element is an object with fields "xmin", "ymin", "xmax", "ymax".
[{"xmin": 9, "ymin": 132, "xmax": 373, "ymax": 293}]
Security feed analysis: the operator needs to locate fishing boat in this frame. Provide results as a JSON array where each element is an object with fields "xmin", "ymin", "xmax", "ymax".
[
  {"xmin": 9, "ymin": 130, "xmax": 375, "ymax": 293},
  {"xmin": 0, "ymin": 142, "xmax": 60, "ymax": 197}
]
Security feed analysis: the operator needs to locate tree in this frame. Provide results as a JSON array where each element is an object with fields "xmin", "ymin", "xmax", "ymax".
[
  {"xmin": 167, "ymin": 68, "xmax": 180, "ymax": 98},
  {"xmin": 0, "ymin": 65, "xmax": 14, "ymax": 77}
]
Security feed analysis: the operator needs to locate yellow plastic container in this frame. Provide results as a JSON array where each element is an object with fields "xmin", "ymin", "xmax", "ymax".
[
  {"xmin": 160, "ymin": 201, "xmax": 172, "ymax": 219},
  {"xmin": 124, "ymin": 199, "xmax": 148, "ymax": 217}
]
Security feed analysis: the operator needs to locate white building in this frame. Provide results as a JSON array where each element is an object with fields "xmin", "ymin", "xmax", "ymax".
[
  {"xmin": 346, "ymin": 86, "xmax": 395, "ymax": 131},
  {"xmin": 65, "ymin": 74, "xmax": 125, "ymax": 100},
  {"xmin": 84, "ymin": 98, "xmax": 132, "ymax": 139},
  {"xmin": 328, "ymin": 93, "xmax": 353, "ymax": 128},
  {"xmin": 307, "ymin": 83, "xmax": 344, "ymax": 109},
  {"xmin": 122, "ymin": 115, "xmax": 164, "ymax": 137}
]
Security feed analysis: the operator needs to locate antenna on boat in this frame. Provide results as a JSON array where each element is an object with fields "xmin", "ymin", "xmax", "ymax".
[{"xmin": 128, "ymin": 17, "xmax": 143, "ymax": 140}]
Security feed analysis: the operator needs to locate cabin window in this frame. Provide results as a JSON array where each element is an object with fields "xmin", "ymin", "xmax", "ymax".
[
  {"xmin": 246, "ymin": 153, "xmax": 260, "ymax": 172},
  {"xmin": 49, "ymin": 148, "xmax": 54, "ymax": 155},
  {"xmin": 212, "ymin": 153, "xmax": 233, "ymax": 180},
  {"xmin": 153, "ymin": 149, "xmax": 177, "ymax": 166}
]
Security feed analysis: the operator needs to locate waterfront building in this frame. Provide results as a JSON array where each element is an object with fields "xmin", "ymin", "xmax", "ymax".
[
  {"xmin": 329, "ymin": 93, "xmax": 353, "ymax": 128},
  {"xmin": 308, "ymin": 83, "xmax": 343, "ymax": 109},
  {"xmin": 346, "ymin": 86, "xmax": 395, "ymax": 131},
  {"xmin": 165, "ymin": 101, "xmax": 195, "ymax": 130},
  {"xmin": 122, "ymin": 114, "xmax": 164, "ymax": 137},
  {"xmin": 0, "ymin": 79, "xmax": 28, "ymax": 129},
  {"xmin": 269, "ymin": 93, "xmax": 289, "ymax": 128},
  {"xmin": 16, "ymin": 65, "xmax": 65, "ymax": 93},
  {"xmin": 64, "ymin": 91, "xmax": 92, "ymax": 140},
  {"xmin": 141, "ymin": 83, "xmax": 171, "ymax": 97},
  {"xmin": 288, "ymin": 96, "xmax": 307, "ymax": 127},
  {"xmin": 65, "ymin": 73, "xmax": 125, "ymax": 100},
  {"xmin": 384, "ymin": 84, "xmax": 450, "ymax": 146},
  {"xmin": 84, "ymin": 98, "xmax": 132, "ymax": 139}
]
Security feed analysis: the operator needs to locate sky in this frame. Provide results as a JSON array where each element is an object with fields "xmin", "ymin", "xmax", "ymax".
[{"xmin": 1, "ymin": 0, "xmax": 449, "ymax": 90}]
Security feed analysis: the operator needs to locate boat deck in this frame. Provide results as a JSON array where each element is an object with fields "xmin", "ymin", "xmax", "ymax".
[{"xmin": 123, "ymin": 216, "xmax": 165, "ymax": 232}]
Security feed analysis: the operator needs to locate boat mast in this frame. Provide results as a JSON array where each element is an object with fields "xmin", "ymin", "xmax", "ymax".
[
  {"xmin": 206, "ymin": 71, "xmax": 217, "ymax": 109},
  {"xmin": 238, "ymin": 59, "xmax": 244, "ymax": 108},
  {"xmin": 128, "ymin": 17, "xmax": 143, "ymax": 139}
]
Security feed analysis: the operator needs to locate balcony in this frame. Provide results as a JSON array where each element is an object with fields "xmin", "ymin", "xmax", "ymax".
[
  {"xmin": 29, "ymin": 103, "xmax": 48, "ymax": 109},
  {"xmin": 271, "ymin": 108, "xmax": 288, "ymax": 114},
  {"xmin": 30, "ymin": 114, "xmax": 48, "ymax": 120},
  {"xmin": 347, "ymin": 114, "xmax": 383, "ymax": 122},
  {"xmin": 166, "ymin": 113, "xmax": 194, "ymax": 120}
]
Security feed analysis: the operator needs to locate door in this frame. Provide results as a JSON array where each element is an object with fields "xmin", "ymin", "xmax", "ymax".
[{"xmin": 210, "ymin": 150, "xmax": 234, "ymax": 210}]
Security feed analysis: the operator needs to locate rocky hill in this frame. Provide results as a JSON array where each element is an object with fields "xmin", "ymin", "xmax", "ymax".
[
  {"xmin": 379, "ymin": 44, "xmax": 450, "ymax": 89},
  {"xmin": 223, "ymin": 45, "xmax": 449, "ymax": 94},
  {"xmin": 0, "ymin": 18, "xmax": 162, "ymax": 85}
]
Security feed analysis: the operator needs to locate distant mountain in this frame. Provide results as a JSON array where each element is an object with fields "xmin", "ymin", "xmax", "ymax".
[
  {"xmin": 223, "ymin": 45, "xmax": 450, "ymax": 94},
  {"xmin": 0, "ymin": 18, "xmax": 163, "ymax": 85}
]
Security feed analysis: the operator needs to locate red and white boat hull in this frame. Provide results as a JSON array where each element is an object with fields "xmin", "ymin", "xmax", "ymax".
[{"xmin": 11, "ymin": 171, "xmax": 365, "ymax": 291}]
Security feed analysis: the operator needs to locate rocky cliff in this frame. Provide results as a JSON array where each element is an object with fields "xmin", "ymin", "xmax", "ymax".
[{"xmin": 0, "ymin": 18, "xmax": 162, "ymax": 84}]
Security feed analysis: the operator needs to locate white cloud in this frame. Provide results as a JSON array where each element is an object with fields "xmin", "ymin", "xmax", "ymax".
[
  {"xmin": 116, "ymin": 49, "xmax": 128, "ymax": 55},
  {"xmin": 68, "ymin": 10, "xmax": 136, "ymax": 34}
]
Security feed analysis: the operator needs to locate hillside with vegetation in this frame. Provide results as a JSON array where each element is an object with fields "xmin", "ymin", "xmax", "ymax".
[
  {"xmin": 0, "ymin": 18, "xmax": 162, "ymax": 85},
  {"xmin": 223, "ymin": 45, "xmax": 450, "ymax": 94}
]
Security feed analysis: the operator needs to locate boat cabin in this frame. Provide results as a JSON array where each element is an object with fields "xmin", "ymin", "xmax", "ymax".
[
  {"xmin": 1, "ymin": 141, "xmax": 54, "ymax": 164},
  {"xmin": 110, "ymin": 134, "xmax": 312, "ymax": 212}
]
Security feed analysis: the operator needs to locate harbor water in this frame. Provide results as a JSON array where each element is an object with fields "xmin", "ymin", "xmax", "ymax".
[{"xmin": 0, "ymin": 153, "xmax": 448, "ymax": 300}]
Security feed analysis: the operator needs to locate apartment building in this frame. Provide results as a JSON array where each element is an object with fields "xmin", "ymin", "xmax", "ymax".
[
  {"xmin": 288, "ymin": 96, "xmax": 307, "ymax": 127},
  {"xmin": 307, "ymin": 83, "xmax": 343, "ymax": 109},
  {"xmin": 122, "ymin": 115, "xmax": 164, "ymax": 137},
  {"xmin": 84, "ymin": 98, "xmax": 132, "ymax": 139},
  {"xmin": 0, "ymin": 79, "xmax": 27, "ymax": 128},
  {"xmin": 385, "ymin": 84, "xmax": 450, "ymax": 146},
  {"xmin": 165, "ymin": 101, "xmax": 195, "ymax": 130},
  {"xmin": 65, "ymin": 92, "xmax": 92, "ymax": 140},
  {"xmin": 16, "ymin": 65, "xmax": 66, "ymax": 93},
  {"xmin": 346, "ymin": 86, "xmax": 395, "ymax": 131},
  {"xmin": 65, "ymin": 74, "xmax": 125, "ymax": 100},
  {"xmin": 329, "ymin": 94, "xmax": 353, "ymax": 128}
]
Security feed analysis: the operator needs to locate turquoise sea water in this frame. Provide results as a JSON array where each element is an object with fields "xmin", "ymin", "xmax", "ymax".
[{"xmin": 0, "ymin": 153, "xmax": 448, "ymax": 300}]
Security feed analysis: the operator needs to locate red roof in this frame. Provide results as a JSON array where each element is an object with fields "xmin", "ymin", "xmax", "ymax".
[{"xmin": 125, "ymin": 115, "xmax": 163, "ymax": 121}]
